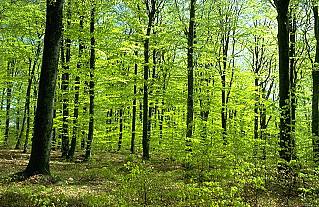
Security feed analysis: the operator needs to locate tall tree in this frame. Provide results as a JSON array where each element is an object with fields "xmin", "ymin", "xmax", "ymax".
[
  {"xmin": 23, "ymin": 0, "xmax": 63, "ymax": 176},
  {"xmin": 4, "ymin": 61, "xmax": 14, "ymax": 145},
  {"xmin": 142, "ymin": 0, "xmax": 156, "ymax": 160},
  {"xmin": 185, "ymin": 0, "xmax": 196, "ymax": 151},
  {"xmin": 130, "ymin": 49, "xmax": 138, "ymax": 154},
  {"xmin": 274, "ymin": 0, "xmax": 294, "ymax": 163},
  {"xmin": 84, "ymin": 0, "xmax": 96, "ymax": 161},
  {"xmin": 68, "ymin": 13, "xmax": 84, "ymax": 160},
  {"xmin": 61, "ymin": 0, "xmax": 72, "ymax": 159},
  {"xmin": 312, "ymin": 5, "xmax": 319, "ymax": 164}
]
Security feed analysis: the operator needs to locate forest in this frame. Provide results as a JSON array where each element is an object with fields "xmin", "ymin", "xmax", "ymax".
[{"xmin": 1, "ymin": 0, "xmax": 319, "ymax": 206}]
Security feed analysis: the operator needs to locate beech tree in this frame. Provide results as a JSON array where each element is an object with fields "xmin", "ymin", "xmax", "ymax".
[
  {"xmin": 23, "ymin": 0, "xmax": 63, "ymax": 176},
  {"xmin": 186, "ymin": 0, "xmax": 195, "ymax": 151}
]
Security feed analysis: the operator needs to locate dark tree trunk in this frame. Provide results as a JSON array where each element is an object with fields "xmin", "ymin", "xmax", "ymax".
[
  {"xmin": 15, "ymin": 60, "xmax": 31, "ymax": 149},
  {"xmin": 131, "ymin": 50, "xmax": 138, "ymax": 154},
  {"xmin": 16, "ymin": 42, "xmax": 40, "ymax": 150},
  {"xmin": 313, "ymin": 6, "xmax": 319, "ymax": 163},
  {"xmin": 117, "ymin": 109, "xmax": 124, "ymax": 151},
  {"xmin": 142, "ymin": 0, "xmax": 156, "ymax": 160},
  {"xmin": 254, "ymin": 77, "xmax": 259, "ymax": 156},
  {"xmin": 23, "ymin": 99, "xmax": 31, "ymax": 153},
  {"xmin": 61, "ymin": 5, "xmax": 71, "ymax": 158},
  {"xmin": 186, "ymin": 0, "xmax": 195, "ymax": 151},
  {"xmin": 289, "ymin": 15, "xmax": 297, "ymax": 160},
  {"xmin": 68, "ymin": 15, "xmax": 84, "ymax": 160},
  {"xmin": 221, "ymin": 34, "xmax": 230, "ymax": 145},
  {"xmin": 23, "ymin": 0, "xmax": 63, "ymax": 176},
  {"xmin": 159, "ymin": 54, "xmax": 167, "ymax": 144},
  {"xmin": 5, "ymin": 61, "xmax": 13, "ymax": 145},
  {"xmin": 84, "ymin": 1, "xmax": 95, "ymax": 161},
  {"xmin": 275, "ymin": 0, "xmax": 293, "ymax": 163}
]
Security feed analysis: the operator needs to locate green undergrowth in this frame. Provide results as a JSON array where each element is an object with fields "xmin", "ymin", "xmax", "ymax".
[{"xmin": 0, "ymin": 149, "xmax": 318, "ymax": 206}]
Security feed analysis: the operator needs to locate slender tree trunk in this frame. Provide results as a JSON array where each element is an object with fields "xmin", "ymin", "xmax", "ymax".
[
  {"xmin": 313, "ymin": 6, "xmax": 319, "ymax": 163},
  {"xmin": 23, "ymin": 0, "xmax": 63, "ymax": 176},
  {"xmin": 5, "ymin": 61, "xmax": 13, "ymax": 145},
  {"xmin": 142, "ymin": 0, "xmax": 156, "ymax": 160},
  {"xmin": 117, "ymin": 109, "xmax": 124, "ymax": 151},
  {"xmin": 221, "ymin": 37, "xmax": 229, "ymax": 145},
  {"xmin": 17, "ymin": 44, "xmax": 41, "ymax": 150},
  {"xmin": 275, "ymin": 0, "xmax": 293, "ymax": 163},
  {"xmin": 84, "ymin": 1, "xmax": 95, "ymax": 161},
  {"xmin": 186, "ymin": 0, "xmax": 195, "ymax": 151},
  {"xmin": 289, "ymin": 15, "xmax": 297, "ymax": 160},
  {"xmin": 23, "ymin": 100, "xmax": 31, "ymax": 153},
  {"xmin": 61, "ymin": 5, "xmax": 71, "ymax": 158},
  {"xmin": 15, "ymin": 86, "xmax": 21, "ymax": 144},
  {"xmin": 131, "ymin": 50, "xmax": 138, "ymax": 154},
  {"xmin": 68, "ymin": 15, "xmax": 84, "ymax": 160},
  {"xmin": 254, "ymin": 77, "xmax": 259, "ymax": 155}
]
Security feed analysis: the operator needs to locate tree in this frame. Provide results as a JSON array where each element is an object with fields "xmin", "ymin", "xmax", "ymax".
[
  {"xmin": 84, "ymin": 0, "xmax": 96, "ymax": 161},
  {"xmin": 23, "ymin": 0, "xmax": 63, "ymax": 176},
  {"xmin": 185, "ymin": 0, "xmax": 195, "ymax": 151},
  {"xmin": 142, "ymin": 0, "xmax": 156, "ymax": 160},
  {"xmin": 274, "ymin": 0, "xmax": 294, "ymax": 164},
  {"xmin": 312, "ymin": 5, "xmax": 319, "ymax": 164},
  {"xmin": 60, "ymin": 2, "xmax": 72, "ymax": 158}
]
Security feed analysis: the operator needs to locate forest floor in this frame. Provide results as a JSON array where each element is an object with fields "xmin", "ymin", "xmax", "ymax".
[{"xmin": 0, "ymin": 148, "xmax": 316, "ymax": 206}]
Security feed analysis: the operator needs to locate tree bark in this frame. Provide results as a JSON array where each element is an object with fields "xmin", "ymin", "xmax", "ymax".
[
  {"xmin": 275, "ymin": 0, "xmax": 293, "ymax": 163},
  {"xmin": 68, "ymin": 15, "xmax": 84, "ymax": 160},
  {"xmin": 61, "ymin": 3, "xmax": 71, "ymax": 158},
  {"xmin": 313, "ymin": 6, "xmax": 319, "ymax": 163},
  {"xmin": 23, "ymin": 0, "xmax": 63, "ymax": 176},
  {"xmin": 289, "ymin": 15, "xmax": 297, "ymax": 160},
  {"xmin": 186, "ymin": 0, "xmax": 195, "ymax": 151},
  {"xmin": 84, "ymin": 1, "xmax": 95, "ymax": 161},
  {"xmin": 4, "ymin": 61, "xmax": 14, "ymax": 145},
  {"xmin": 142, "ymin": 0, "xmax": 156, "ymax": 160},
  {"xmin": 131, "ymin": 50, "xmax": 138, "ymax": 154},
  {"xmin": 117, "ymin": 109, "xmax": 124, "ymax": 151}
]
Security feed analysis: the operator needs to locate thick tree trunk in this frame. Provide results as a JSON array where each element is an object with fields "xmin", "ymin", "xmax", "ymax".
[
  {"xmin": 275, "ymin": 0, "xmax": 293, "ymax": 163},
  {"xmin": 84, "ymin": 1, "xmax": 95, "ymax": 161},
  {"xmin": 23, "ymin": 0, "xmax": 63, "ymax": 176},
  {"xmin": 186, "ymin": 0, "xmax": 195, "ymax": 151}
]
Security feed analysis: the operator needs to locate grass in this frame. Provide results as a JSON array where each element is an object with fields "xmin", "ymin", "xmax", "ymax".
[{"xmin": 0, "ymin": 148, "xmax": 317, "ymax": 206}]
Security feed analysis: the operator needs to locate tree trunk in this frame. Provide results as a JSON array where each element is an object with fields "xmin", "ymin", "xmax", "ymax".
[
  {"xmin": 289, "ymin": 15, "xmax": 297, "ymax": 160},
  {"xmin": 131, "ymin": 50, "xmax": 138, "ymax": 154},
  {"xmin": 4, "ymin": 61, "xmax": 13, "ymax": 145},
  {"xmin": 313, "ymin": 6, "xmax": 319, "ymax": 163},
  {"xmin": 117, "ymin": 109, "xmax": 124, "ymax": 151},
  {"xmin": 84, "ymin": 1, "xmax": 95, "ymax": 161},
  {"xmin": 186, "ymin": 0, "xmax": 195, "ymax": 151},
  {"xmin": 68, "ymin": 15, "xmax": 84, "ymax": 160},
  {"xmin": 23, "ymin": 0, "xmax": 63, "ymax": 176},
  {"xmin": 142, "ymin": 0, "xmax": 156, "ymax": 160},
  {"xmin": 275, "ymin": 0, "xmax": 293, "ymax": 163},
  {"xmin": 61, "ymin": 4, "xmax": 71, "ymax": 158}
]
